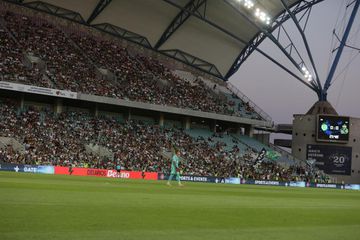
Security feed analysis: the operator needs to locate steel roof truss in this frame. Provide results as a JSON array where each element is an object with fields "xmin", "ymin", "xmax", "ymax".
[
  {"xmin": 225, "ymin": 0, "xmax": 324, "ymax": 79},
  {"xmin": 155, "ymin": 0, "xmax": 207, "ymax": 49},
  {"xmin": 87, "ymin": 0, "xmax": 112, "ymax": 24}
]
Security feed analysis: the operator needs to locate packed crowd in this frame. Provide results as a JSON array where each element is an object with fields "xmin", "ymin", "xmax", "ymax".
[
  {"xmin": 0, "ymin": 24, "xmax": 49, "ymax": 87},
  {"xmin": 2, "ymin": 12, "xmax": 116, "ymax": 96},
  {"xmin": 0, "ymin": 10, "xmax": 262, "ymax": 119},
  {"xmin": 0, "ymin": 100, "xmax": 327, "ymax": 182}
]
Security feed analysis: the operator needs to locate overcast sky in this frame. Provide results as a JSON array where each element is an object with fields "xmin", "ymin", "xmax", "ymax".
[{"xmin": 230, "ymin": 0, "xmax": 360, "ymax": 125}]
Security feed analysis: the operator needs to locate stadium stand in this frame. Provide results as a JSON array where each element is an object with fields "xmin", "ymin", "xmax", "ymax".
[
  {"xmin": 173, "ymin": 69, "xmax": 264, "ymax": 120},
  {"xmin": 0, "ymin": 100, "xmax": 329, "ymax": 182},
  {"xmin": 185, "ymin": 128, "xmax": 249, "ymax": 154},
  {"xmin": 0, "ymin": 18, "xmax": 48, "ymax": 87},
  {"xmin": 0, "ymin": 5, "xmax": 331, "ymax": 183},
  {"xmin": 0, "ymin": 9, "xmax": 266, "ymax": 120},
  {"xmin": 236, "ymin": 134, "xmax": 271, "ymax": 152}
]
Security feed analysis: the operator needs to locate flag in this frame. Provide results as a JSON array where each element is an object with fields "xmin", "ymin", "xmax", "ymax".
[{"xmin": 255, "ymin": 148, "xmax": 267, "ymax": 164}]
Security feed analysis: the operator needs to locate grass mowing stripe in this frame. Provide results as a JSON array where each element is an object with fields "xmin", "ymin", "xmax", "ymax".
[{"xmin": 1, "ymin": 172, "xmax": 360, "ymax": 240}]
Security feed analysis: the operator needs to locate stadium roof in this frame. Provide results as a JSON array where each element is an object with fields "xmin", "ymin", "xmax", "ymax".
[{"xmin": 7, "ymin": 0, "xmax": 324, "ymax": 80}]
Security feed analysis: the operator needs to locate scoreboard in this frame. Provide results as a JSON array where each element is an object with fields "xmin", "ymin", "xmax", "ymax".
[
  {"xmin": 306, "ymin": 144, "xmax": 352, "ymax": 175},
  {"xmin": 317, "ymin": 115, "xmax": 350, "ymax": 143}
]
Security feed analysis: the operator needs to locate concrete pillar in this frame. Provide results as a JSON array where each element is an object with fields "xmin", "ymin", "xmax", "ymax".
[
  {"xmin": 55, "ymin": 99, "xmax": 63, "ymax": 114},
  {"xmin": 20, "ymin": 94, "xmax": 24, "ymax": 110},
  {"xmin": 236, "ymin": 124, "xmax": 242, "ymax": 135},
  {"xmin": 94, "ymin": 103, "xmax": 99, "ymax": 117},
  {"xmin": 159, "ymin": 113, "xmax": 164, "ymax": 127},
  {"xmin": 184, "ymin": 117, "xmax": 191, "ymax": 130},
  {"xmin": 245, "ymin": 125, "xmax": 254, "ymax": 137},
  {"xmin": 212, "ymin": 120, "xmax": 217, "ymax": 133},
  {"xmin": 127, "ymin": 109, "xmax": 132, "ymax": 121}
]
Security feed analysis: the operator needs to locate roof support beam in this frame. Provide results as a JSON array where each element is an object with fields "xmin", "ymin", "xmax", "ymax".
[
  {"xmin": 162, "ymin": 0, "xmax": 248, "ymax": 45},
  {"xmin": 322, "ymin": 0, "xmax": 360, "ymax": 100},
  {"xmin": 87, "ymin": 0, "xmax": 112, "ymax": 24},
  {"xmin": 160, "ymin": 49, "xmax": 223, "ymax": 78},
  {"xmin": 162, "ymin": 0, "xmax": 318, "ymax": 93},
  {"xmin": 21, "ymin": 1, "xmax": 85, "ymax": 23},
  {"xmin": 223, "ymin": 0, "xmax": 320, "ymax": 94},
  {"xmin": 163, "ymin": 0, "xmax": 317, "ymax": 93},
  {"xmin": 279, "ymin": 0, "xmax": 322, "ymax": 93},
  {"xmin": 226, "ymin": 0, "xmax": 324, "ymax": 79},
  {"xmin": 155, "ymin": 0, "xmax": 207, "ymax": 49},
  {"xmin": 259, "ymin": 47, "xmax": 319, "ymax": 94},
  {"xmin": 5, "ymin": 0, "xmax": 24, "ymax": 2}
]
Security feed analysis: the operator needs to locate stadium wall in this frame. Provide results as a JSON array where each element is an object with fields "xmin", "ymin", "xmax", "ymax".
[{"xmin": 292, "ymin": 114, "xmax": 360, "ymax": 184}]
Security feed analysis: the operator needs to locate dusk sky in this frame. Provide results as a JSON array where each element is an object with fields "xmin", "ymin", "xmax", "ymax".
[{"xmin": 230, "ymin": 0, "xmax": 360, "ymax": 125}]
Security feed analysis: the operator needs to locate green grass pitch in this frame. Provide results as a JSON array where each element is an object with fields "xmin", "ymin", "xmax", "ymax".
[{"xmin": 1, "ymin": 172, "xmax": 360, "ymax": 240}]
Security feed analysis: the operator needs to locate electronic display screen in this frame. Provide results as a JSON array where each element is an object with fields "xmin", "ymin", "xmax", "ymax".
[
  {"xmin": 317, "ymin": 115, "xmax": 350, "ymax": 143},
  {"xmin": 307, "ymin": 144, "xmax": 352, "ymax": 175}
]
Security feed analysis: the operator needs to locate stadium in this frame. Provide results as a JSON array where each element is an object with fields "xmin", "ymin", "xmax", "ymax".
[{"xmin": 0, "ymin": 0, "xmax": 360, "ymax": 239}]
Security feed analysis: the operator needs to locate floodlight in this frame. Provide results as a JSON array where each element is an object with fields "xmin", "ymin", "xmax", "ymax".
[
  {"xmin": 244, "ymin": 0, "xmax": 254, "ymax": 9},
  {"xmin": 235, "ymin": 0, "xmax": 272, "ymax": 25}
]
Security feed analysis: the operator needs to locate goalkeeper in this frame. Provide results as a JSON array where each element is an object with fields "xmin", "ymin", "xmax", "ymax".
[{"xmin": 167, "ymin": 149, "xmax": 183, "ymax": 186}]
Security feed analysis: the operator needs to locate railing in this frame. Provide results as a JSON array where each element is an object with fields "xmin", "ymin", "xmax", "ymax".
[
  {"xmin": 230, "ymin": 134, "xmax": 258, "ymax": 154},
  {"xmin": 268, "ymin": 142, "xmax": 305, "ymax": 166},
  {"xmin": 85, "ymin": 143, "xmax": 114, "ymax": 161},
  {"xmin": 227, "ymin": 82, "xmax": 272, "ymax": 123},
  {"xmin": 0, "ymin": 137, "xmax": 25, "ymax": 154},
  {"xmin": 231, "ymin": 133, "xmax": 307, "ymax": 167}
]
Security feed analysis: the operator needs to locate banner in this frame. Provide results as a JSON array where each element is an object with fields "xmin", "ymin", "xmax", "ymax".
[
  {"xmin": 1, "ymin": 163, "xmax": 359, "ymax": 191},
  {"xmin": 0, "ymin": 163, "xmax": 54, "ymax": 174},
  {"xmin": 158, "ymin": 173, "xmax": 219, "ymax": 183},
  {"xmin": 288, "ymin": 181, "xmax": 306, "ymax": 188},
  {"xmin": 0, "ymin": 163, "xmax": 23, "ymax": 172},
  {"xmin": 225, "ymin": 177, "xmax": 241, "ymax": 184},
  {"xmin": 107, "ymin": 169, "xmax": 158, "ymax": 180},
  {"xmin": 344, "ymin": 184, "xmax": 360, "ymax": 190},
  {"xmin": 266, "ymin": 150, "xmax": 281, "ymax": 160},
  {"xmin": 307, "ymin": 183, "xmax": 343, "ymax": 189},
  {"xmin": 0, "ymin": 81, "xmax": 77, "ymax": 99},
  {"xmin": 158, "ymin": 174, "xmax": 241, "ymax": 185},
  {"xmin": 54, "ymin": 166, "xmax": 157, "ymax": 180},
  {"xmin": 243, "ymin": 180, "xmax": 283, "ymax": 186}
]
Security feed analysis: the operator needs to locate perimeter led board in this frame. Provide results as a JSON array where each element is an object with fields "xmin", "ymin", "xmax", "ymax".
[{"xmin": 317, "ymin": 115, "xmax": 350, "ymax": 143}]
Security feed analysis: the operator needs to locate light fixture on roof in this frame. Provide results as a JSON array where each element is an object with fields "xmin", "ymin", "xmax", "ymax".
[
  {"xmin": 235, "ymin": 0, "xmax": 254, "ymax": 9},
  {"xmin": 255, "ymin": 8, "xmax": 271, "ymax": 25},
  {"xmin": 301, "ymin": 66, "xmax": 313, "ymax": 82},
  {"xmin": 244, "ymin": 0, "xmax": 254, "ymax": 9},
  {"xmin": 235, "ymin": 0, "xmax": 271, "ymax": 25}
]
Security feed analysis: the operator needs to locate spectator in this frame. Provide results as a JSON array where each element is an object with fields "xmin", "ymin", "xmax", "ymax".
[
  {"xmin": 0, "ymin": 11, "xmax": 264, "ymax": 120},
  {"xmin": 0, "ymin": 100, "xmax": 328, "ymax": 182}
]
